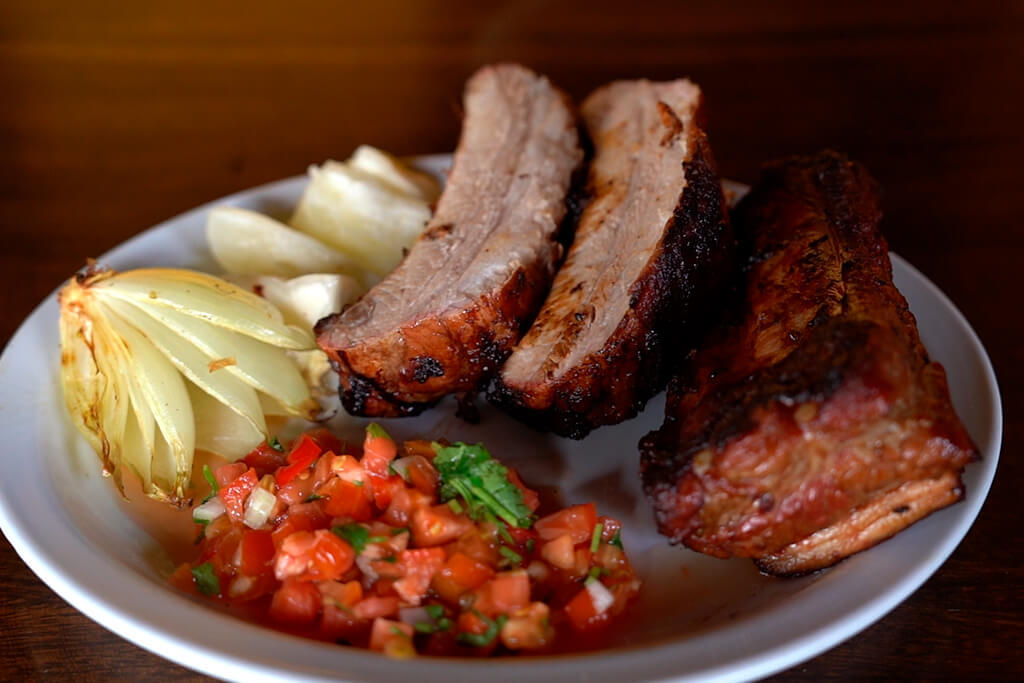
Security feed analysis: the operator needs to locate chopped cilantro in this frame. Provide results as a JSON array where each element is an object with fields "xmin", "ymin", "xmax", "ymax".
[
  {"xmin": 389, "ymin": 625, "xmax": 411, "ymax": 639},
  {"xmin": 499, "ymin": 546, "xmax": 523, "ymax": 565},
  {"xmin": 390, "ymin": 526, "xmax": 410, "ymax": 536},
  {"xmin": 447, "ymin": 499, "xmax": 464, "ymax": 515},
  {"xmin": 382, "ymin": 555, "xmax": 397, "ymax": 563},
  {"xmin": 367, "ymin": 535, "xmax": 389, "ymax": 544},
  {"xmin": 496, "ymin": 522, "xmax": 515, "ymax": 545},
  {"xmin": 456, "ymin": 612, "xmax": 507, "ymax": 647},
  {"xmin": 414, "ymin": 621, "xmax": 436, "ymax": 634},
  {"xmin": 590, "ymin": 522, "xmax": 604, "ymax": 553},
  {"xmin": 587, "ymin": 566, "xmax": 609, "ymax": 582},
  {"xmin": 305, "ymin": 493, "xmax": 324, "ymax": 502},
  {"xmin": 366, "ymin": 423, "xmax": 391, "ymax": 440},
  {"xmin": 268, "ymin": 435, "xmax": 284, "ymax": 452},
  {"xmin": 525, "ymin": 538, "xmax": 535, "ymax": 554},
  {"xmin": 432, "ymin": 442, "xmax": 533, "ymax": 528},
  {"xmin": 609, "ymin": 531, "xmax": 624, "ymax": 550},
  {"xmin": 201, "ymin": 464, "xmax": 219, "ymax": 503},
  {"xmin": 424, "ymin": 604, "xmax": 445, "ymax": 619},
  {"xmin": 332, "ymin": 523, "xmax": 370, "ymax": 553},
  {"xmin": 191, "ymin": 562, "xmax": 220, "ymax": 596},
  {"xmin": 354, "ymin": 480, "xmax": 364, "ymax": 487}
]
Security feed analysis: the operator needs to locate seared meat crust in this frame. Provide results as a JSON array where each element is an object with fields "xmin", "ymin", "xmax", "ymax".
[
  {"xmin": 316, "ymin": 64, "xmax": 583, "ymax": 416},
  {"xmin": 640, "ymin": 150, "xmax": 978, "ymax": 575},
  {"xmin": 491, "ymin": 79, "xmax": 734, "ymax": 438}
]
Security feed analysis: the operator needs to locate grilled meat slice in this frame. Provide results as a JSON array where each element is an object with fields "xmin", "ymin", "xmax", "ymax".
[
  {"xmin": 315, "ymin": 64, "xmax": 583, "ymax": 417},
  {"xmin": 491, "ymin": 79, "xmax": 734, "ymax": 438},
  {"xmin": 640, "ymin": 150, "xmax": 979, "ymax": 575}
]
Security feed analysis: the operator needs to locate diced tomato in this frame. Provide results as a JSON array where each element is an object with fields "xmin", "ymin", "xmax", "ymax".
[
  {"xmin": 242, "ymin": 442, "xmax": 287, "ymax": 476},
  {"xmin": 404, "ymin": 456, "xmax": 439, "ymax": 496},
  {"xmin": 269, "ymin": 579, "xmax": 321, "ymax": 623},
  {"xmin": 275, "ymin": 529, "xmax": 354, "ymax": 582},
  {"xmin": 319, "ymin": 477, "xmax": 373, "ymax": 521},
  {"xmin": 306, "ymin": 427, "xmax": 347, "ymax": 455},
  {"xmin": 353, "ymin": 595, "xmax": 400, "ymax": 620},
  {"xmin": 276, "ymin": 472, "xmax": 317, "ymax": 507},
  {"xmin": 369, "ymin": 618, "xmax": 414, "ymax": 657},
  {"xmin": 362, "ymin": 431, "xmax": 398, "ymax": 478},
  {"xmin": 318, "ymin": 579, "xmax": 363, "ymax": 609},
  {"xmin": 276, "ymin": 434, "xmax": 322, "ymax": 486},
  {"xmin": 564, "ymin": 585, "xmax": 611, "ymax": 632},
  {"xmin": 362, "ymin": 431, "xmax": 398, "ymax": 505},
  {"xmin": 382, "ymin": 487, "xmax": 433, "ymax": 527},
  {"xmin": 540, "ymin": 534, "xmax": 576, "ymax": 570},
  {"xmin": 457, "ymin": 609, "xmax": 490, "ymax": 636},
  {"xmin": 370, "ymin": 475, "xmax": 405, "ymax": 510},
  {"xmin": 214, "ymin": 462, "xmax": 248, "ymax": 488},
  {"xmin": 412, "ymin": 504, "xmax": 474, "ymax": 547},
  {"xmin": 445, "ymin": 552, "xmax": 494, "ymax": 590},
  {"xmin": 506, "ymin": 525, "xmax": 538, "ymax": 547},
  {"xmin": 448, "ymin": 529, "xmax": 499, "ymax": 567},
  {"xmin": 328, "ymin": 454, "xmax": 366, "ymax": 484},
  {"xmin": 432, "ymin": 550, "xmax": 495, "ymax": 604},
  {"xmin": 401, "ymin": 439, "xmax": 437, "ymax": 460},
  {"xmin": 487, "ymin": 570, "xmax": 530, "ymax": 614},
  {"xmin": 534, "ymin": 503, "xmax": 598, "ymax": 544},
  {"xmin": 218, "ymin": 467, "xmax": 258, "ymax": 523},
  {"xmin": 271, "ymin": 504, "xmax": 327, "ymax": 549},
  {"xmin": 393, "ymin": 547, "xmax": 446, "ymax": 604},
  {"xmin": 167, "ymin": 562, "xmax": 197, "ymax": 595},
  {"xmin": 239, "ymin": 529, "xmax": 276, "ymax": 576},
  {"xmin": 506, "ymin": 468, "xmax": 540, "ymax": 513}
]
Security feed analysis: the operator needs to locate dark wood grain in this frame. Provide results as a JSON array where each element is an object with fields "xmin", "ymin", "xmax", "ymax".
[{"xmin": 1, "ymin": 2, "xmax": 1021, "ymax": 681}]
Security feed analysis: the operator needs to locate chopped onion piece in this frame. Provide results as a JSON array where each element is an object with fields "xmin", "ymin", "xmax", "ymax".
[
  {"xmin": 244, "ymin": 487, "xmax": 277, "ymax": 529},
  {"xmin": 586, "ymin": 578, "xmax": 615, "ymax": 616},
  {"xmin": 389, "ymin": 456, "xmax": 419, "ymax": 482},
  {"xmin": 192, "ymin": 496, "xmax": 226, "ymax": 524},
  {"xmin": 356, "ymin": 555, "xmax": 379, "ymax": 584}
]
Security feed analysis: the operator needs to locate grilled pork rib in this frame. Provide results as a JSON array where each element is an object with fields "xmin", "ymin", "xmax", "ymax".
[
  {"xmin": 491, "ymin": 79, "xmax": 734, "ymax": 438},
  {"xmin": 315, "ymin": 64, "xmax": 583, "ymax": 417},
  {"xmin": 640, "ymin": 151, "xmax": 978, "ymax": 575}
]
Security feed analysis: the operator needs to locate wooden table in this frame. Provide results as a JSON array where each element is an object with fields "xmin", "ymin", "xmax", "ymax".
[{"xmin": 2, "ymin": 2, "xmax": 1021, "ymax": 680}]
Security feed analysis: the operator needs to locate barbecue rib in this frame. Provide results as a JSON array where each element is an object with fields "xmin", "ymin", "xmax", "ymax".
[
  {"xmin": 315, "ymin": 64, "xmax": 583, "ymax": 417},
  {"xmin": 640, "ymin": 151, "xmax": 979, "ymax": 575},
  {"xmin": 491, "ymin": 79, "xmax": 734, "ymax": 438}
]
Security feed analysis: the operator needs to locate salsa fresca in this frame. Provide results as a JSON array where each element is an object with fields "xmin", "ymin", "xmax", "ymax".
[{"xmin": 170, "ymin": 425, "xmax": 641, "ymax": 657}]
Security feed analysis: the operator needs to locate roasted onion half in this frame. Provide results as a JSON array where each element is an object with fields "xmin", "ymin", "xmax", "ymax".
[{"xmin": 59, "ymin": 264, "xmax": 319, "ymax": 506}]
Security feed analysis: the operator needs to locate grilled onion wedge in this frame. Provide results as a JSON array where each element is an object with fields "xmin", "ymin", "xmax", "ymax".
[{"xmin": 58, "ymin": 264, "xmax": 319, "ymax": 506}]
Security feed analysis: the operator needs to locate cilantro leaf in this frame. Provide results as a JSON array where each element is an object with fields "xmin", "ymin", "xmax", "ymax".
[
  {"xmin": 332, "ymin": 523, "xmax": 370, "ymax": 553},
  {"xmin": 432, "ymin": 442, "xmax": 533, "ymax": 528},
  {"xmin": 268, "ymin": 435, "xmax": 284, "ymax": 452},
  {"xmin": 191, "ymin": 562, "xmax": 220, "ymax": 596}
]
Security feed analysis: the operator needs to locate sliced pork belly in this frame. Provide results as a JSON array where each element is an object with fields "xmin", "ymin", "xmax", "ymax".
[
  {"xmin": 639, "ymin": 151, "xmax": 979, "ymax": 575},
  {"xmin": 490, "ymin": 79, "xmax": 734, "ymax": 438},
  {"xmin": 315, "ymin": 64, "xmax": 583, "ymax": 417}
]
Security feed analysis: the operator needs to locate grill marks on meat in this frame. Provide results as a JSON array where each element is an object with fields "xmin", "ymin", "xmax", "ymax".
[
  {"xmin": 639, "ymin": 151, "xmax": 978, "ymax": 575},
  {"xmin": 491, "ymin": 80, "xmax": 734, "ymax": 438},
  {"xmin": 315, "ymin": 64, "xmax": 583, "ymax": 417}
]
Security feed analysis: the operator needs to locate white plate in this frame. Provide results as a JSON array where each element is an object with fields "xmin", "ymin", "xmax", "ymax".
[{"xmin": 0, "ymin": 156, "xmax": 1002, "ymax": 682}]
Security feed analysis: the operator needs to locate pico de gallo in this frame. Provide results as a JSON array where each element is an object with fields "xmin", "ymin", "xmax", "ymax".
[{"xmin": 169, "ymin": 425, "xmax": 641, "ymax": 657}]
